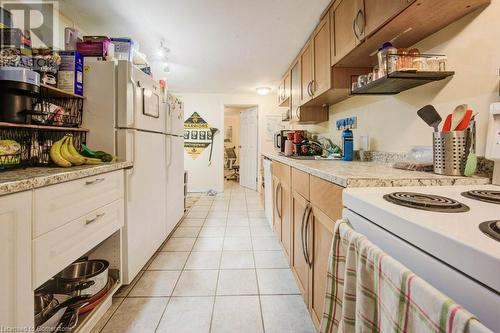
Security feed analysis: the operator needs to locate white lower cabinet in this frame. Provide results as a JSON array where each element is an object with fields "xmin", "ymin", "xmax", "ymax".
[
  {"xmin": 0, "ymin": 191, "xmax": 33, "ymax": 328},
  {"xmin": 0, "ymin": 169, "xmax": 126, "ymax": 332}
]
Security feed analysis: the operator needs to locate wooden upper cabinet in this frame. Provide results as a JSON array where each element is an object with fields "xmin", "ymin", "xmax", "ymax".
[
  {"xmin": 364, "ymin": 0, "xmax": 408, "ymax": 37},
  {"xmin": 278, "ymin": 71, "xmax": 291, "ymax": 107},
  {"xmin": 333, "ymin": 0, "xmax": 364, "ymax": 64},
  {"xmin": 312, "ymin": 14, "xmax": 331, "ymax": 97},
  {"xmin": 299, "ymin": 40, "xmax": 314, "ymax": 105}
]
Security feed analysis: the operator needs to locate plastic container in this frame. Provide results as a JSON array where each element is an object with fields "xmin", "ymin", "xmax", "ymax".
[
  {"xmin": 377, "ymin": 42, "xmax": 397, "ymax": 76},
  {"xmin": 111, "ymin": 38, "xmax": 135, "ymax": 61}
]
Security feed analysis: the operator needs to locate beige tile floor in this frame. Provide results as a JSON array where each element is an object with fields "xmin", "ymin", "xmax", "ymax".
[{"xmin": 92, "ymin": 181, "xmax": 316, "ymax": 333}]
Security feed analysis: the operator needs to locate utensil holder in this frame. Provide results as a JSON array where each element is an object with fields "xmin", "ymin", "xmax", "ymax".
[{"xmin": 433, "ymin": 131, "xmax": 468, "ymax": 176}]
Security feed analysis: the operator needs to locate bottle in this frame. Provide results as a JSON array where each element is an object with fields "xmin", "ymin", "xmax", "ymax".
[{"xmin": 342, "ymin": 129, "xmax": 353, "ymax": 161}]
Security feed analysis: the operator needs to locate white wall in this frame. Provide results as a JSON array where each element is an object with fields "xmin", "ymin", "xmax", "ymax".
[
  {"xmin": 299, "ymin": 3, "xmax": 499, "ymax": 155},
  {"xmin": 179, "ymin": 93, "xmax": 281, "ymax": 193}
]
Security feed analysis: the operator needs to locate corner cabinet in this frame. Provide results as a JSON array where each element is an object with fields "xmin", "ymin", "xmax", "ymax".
[{"xmin": 0, "ymin": 191, "xmax": 33, "ymax": 328}]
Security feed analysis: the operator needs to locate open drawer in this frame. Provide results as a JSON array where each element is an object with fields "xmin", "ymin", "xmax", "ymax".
[{"xmin": 33, "ymin": 199, "xmax": 124, "ymax": 288}]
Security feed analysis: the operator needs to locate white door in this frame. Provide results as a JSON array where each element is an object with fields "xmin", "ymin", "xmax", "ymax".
[
  {"xmin": 117, "ymin": 129, "xmax": 167, "ymax": 284},
  {"xmin": 166, "ymin": 135, "xmax": 185, "ymax": 236},
  {"xmin": 239, "ymin": 107, "xmax": 258, "ymax": 190}
]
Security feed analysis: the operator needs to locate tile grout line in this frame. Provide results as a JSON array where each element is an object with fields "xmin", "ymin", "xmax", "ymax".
[{"xmin": 152, "ymin": 195, "xmax": 207, "ymax": 333}]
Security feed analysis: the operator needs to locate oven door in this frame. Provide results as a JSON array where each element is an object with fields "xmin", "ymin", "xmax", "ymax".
[{"xmin": 343, "ymin": 208, "xmax": 499, "ymax": 331}]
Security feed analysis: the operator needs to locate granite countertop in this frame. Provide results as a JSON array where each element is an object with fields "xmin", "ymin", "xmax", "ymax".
[
  {"xmin": 262, "ymin": 151, "xmax": 490, "ymax": 188},
  {"xmin": 0, "ymin": 161, "xmax": 133, "ymax": 196}
]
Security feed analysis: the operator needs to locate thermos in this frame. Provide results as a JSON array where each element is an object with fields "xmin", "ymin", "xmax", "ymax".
[
  {"xmin": 342, "ymin": 129, "xmax": 353, "ymax": 161},
  {"xmin": 284, "ymin": 139, "xmax": 293, "ymax": 156}
]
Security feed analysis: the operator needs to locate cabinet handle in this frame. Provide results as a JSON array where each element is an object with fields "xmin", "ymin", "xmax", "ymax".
[
  {"xmin": 311, "ymin": 80, "xmax": 316, "ymax": 94},
  {"xmin": 301, "ymin": 203, "xmax": 310, "ymax": 264},
  {"xmin": 353, "ymin": 9, "xmax": 364, "ymax": 41},
  {"xmin": 304, "ymin": 206, "xmax": 313, "ymax": 267},
  {"xmin": 85, "ymin": 178, "xmax": 105, "ymax": 185},
  {"xmin": 85, "ymin": 213, "xmax": 105, "ymax": 225},
  {"xmin": 307, "ymin": 81, "xmax": 313, "ymax": 97},
  {"xmin": 275, "ymin": 183, "xmax": 282, "ymax": 219},
  {"xmin": 295, "ymin": 107, "xmax": 300, "ymax": 120}
]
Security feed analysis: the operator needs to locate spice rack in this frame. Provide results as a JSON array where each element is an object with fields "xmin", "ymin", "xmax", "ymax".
[{"xmin": 350, "ymin": 53, "xmax": 455, "ymax": 95}]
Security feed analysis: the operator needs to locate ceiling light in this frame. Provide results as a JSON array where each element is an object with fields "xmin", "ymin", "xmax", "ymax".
[{"xmin": 256, "ymin": 87, "xmax": 271, "ymax": 96}]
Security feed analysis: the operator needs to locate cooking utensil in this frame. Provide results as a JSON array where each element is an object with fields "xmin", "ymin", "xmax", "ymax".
[
  {"xmin": 35, "ymin": 295, "xmax": 90, "ymax": 331},
  {"xmin": 34, "ymin": 293, "xmax": 59, "ymax": 328},
  {"xmin": 54, "ymin": 259, "xmax": 109, "ymax": 297},
  {"xmin": 442, "ymin": 114, "xmax": 452, "ymax": 131},
  {"xmin": 464, "ymin": 114, "xmax": 478, "ymax": 177},
  {"xmin": 79, "ymin": 277, "xmax": 113, "ymax": 314},
  {"xmin": 454, "ymin": 109, "xmax": 473, "ymax": 131},
  {"xmin": 450, "ymin": 104, "xmax": 468, "ymax": 131},
  {"xmin": 417, "ymin": 105, "xmax": 441, "ymax": 131}
]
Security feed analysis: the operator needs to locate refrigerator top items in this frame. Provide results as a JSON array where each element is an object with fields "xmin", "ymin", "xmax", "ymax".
[{"xmin": 343, "ymin": 184, "xmax": 500, "ymax": 331}]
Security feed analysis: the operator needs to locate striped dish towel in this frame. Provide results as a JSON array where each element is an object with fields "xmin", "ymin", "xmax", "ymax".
[{"xmin": 320, "ymin": 219, "xmax": 492, "ymax": 333}]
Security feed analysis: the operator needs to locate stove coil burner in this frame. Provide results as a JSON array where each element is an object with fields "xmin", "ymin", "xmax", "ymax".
[
  {"xmin": 479, "ymin": 220, "xmax": 500, "ymax": 242},
  {"xmin": 383, "ymin": 192, "xmax": 470, "ymax": 213},
  {"xmin": 461, "ymin": 190, "xmax": 500, "ymax": 205}
]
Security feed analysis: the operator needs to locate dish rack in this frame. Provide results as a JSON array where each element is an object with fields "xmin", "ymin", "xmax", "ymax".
[{"xmin": 0, "ymin": 123, "xmax": 87, "ymax": 170}]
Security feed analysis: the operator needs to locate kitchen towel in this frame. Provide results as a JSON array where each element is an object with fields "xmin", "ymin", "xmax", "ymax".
[{"xmin": 320, "ymin": 219, "xmax": 492, "ymax": 333}]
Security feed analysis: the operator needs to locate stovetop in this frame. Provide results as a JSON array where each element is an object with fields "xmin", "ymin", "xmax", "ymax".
[{"xmin": 343, "ymin": 185, "xmax": 500, "ymax": 292}]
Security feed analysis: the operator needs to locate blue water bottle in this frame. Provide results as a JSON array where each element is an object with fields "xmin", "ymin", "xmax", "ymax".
[{"xmin": 342, "ymin": 129, "xmax": 353, "ymax": 161}]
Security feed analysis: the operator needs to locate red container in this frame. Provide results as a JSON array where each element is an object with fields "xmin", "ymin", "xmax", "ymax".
[{"xmin": 77, "ymin": 36, "xmax": 111, "ymax": 57}]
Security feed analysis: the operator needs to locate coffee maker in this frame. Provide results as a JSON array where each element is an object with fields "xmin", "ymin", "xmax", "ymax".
[{"xmin": 274, "ymin": 130, "xmax": 294, "ymax": 153}]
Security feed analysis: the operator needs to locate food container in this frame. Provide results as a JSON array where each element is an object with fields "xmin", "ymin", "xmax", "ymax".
[
  {"xmin": 0, "ymin": 28, "xmax": 33, "ymax": 68},
  {"xmin": 433, "ymin": 131, "xmax": 468, "ymax": 176},
  {"xmin": 77, "ymin": 36, "xmax": 112, "ymax": 58},
  {"xmin": 32, "ymin": 48, "xmax": 61, "ymax": 87},
  {"xmin": 111, "ymin": 37, "xmax": 135, "ymax": 61},
  {"xmin": 57, "ymin": 51, "xmax": 84, "ymax": 96},
  {"xmin": 377, "ymin": 42, "xmax": 397, "ymax": 76}
]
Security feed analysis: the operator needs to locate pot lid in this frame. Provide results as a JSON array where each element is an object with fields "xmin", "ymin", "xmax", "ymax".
[{"xmin": 0, "ymin": 66, "xmax": 40, "ymax": 86}]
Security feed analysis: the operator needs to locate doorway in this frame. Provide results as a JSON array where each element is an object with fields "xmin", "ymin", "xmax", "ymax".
[{"xmin": 223, "ymin": 105, "xmax": 258, "ymax": 191}]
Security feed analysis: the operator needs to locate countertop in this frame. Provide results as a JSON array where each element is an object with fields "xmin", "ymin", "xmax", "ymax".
[
  {"xmin": 0, "ymin": 161, "xmax": 133, "ymax": 196},
  {"xmin": 262, "ymin": 151, "xmax": 490, "ymax": 188}
]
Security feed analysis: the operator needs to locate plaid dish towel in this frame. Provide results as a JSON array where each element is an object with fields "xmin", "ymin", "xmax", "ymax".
[{"xmin": 320, "ymin": 219, "xmax": 492, "ymax": 333}]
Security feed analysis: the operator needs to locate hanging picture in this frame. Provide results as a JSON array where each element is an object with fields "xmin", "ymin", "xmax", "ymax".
[{"xmin": 184, "ymin": 112, "xmax": 212, "ymax": 160}]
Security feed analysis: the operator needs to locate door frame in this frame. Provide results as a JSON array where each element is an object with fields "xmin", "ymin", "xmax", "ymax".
[{"xmin": 221, "ymin": 104, "xmax": 259, "ymax": 191}]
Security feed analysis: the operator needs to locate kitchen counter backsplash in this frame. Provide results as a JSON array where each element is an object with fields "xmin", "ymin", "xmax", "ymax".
[
  {"xmin": 263, "ymin": 151, "xmax": 490, "ymax": 188},
  {"xmin": 356, "ymin": 150, "xmax": 494, "ymax": 178},
  {"xmin": 0, "ymin": 161, "xmax": 133, "ymax": 196}
]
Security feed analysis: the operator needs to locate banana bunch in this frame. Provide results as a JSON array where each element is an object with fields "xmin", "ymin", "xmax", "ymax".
[{"xmin": 50, "ymin": 135, "xmax": 103, "ymax": 167}]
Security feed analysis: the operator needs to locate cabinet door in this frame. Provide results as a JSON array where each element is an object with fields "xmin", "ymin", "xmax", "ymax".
[
  {"xmin": 364, "ymin": 0, "xmax": 406, "ymax": 36},
  {"xmin": 308, "ymin": 206, "xmax": 335, "ymax": 329},
  {"xmin": 290, "ymin": 61, "xmax": 300, "ymax": 122},
  {"xmin": 283, "ymin": 71, "xmax": 291, "ymax": 102},
  {"xmin": 272, "ymin": 174, "xmax": 282, "ymax": 240},
  {"xmin": 291, "ymin": 191, "xmax": 310, "ymax": 303},
  {"xmin": 278, "ymin": 81, "xmax": 285, "ymax": 105},
  {"xmin": 300, "ymin": 40, "xmax": 314, "ymax": 105},
  {"xmin": 333, "ymin": 0, "xmax": 364, "ymax": 64},
  {"xmin": 313, "ymin": 15, "xmax": 331, "ymax": 97},
  {"xmin": 0, "ymin": 191, "xmax": 33, "ymax": 327}
]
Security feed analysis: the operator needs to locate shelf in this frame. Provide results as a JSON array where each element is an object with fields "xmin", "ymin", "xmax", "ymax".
[
  {"xmin": 40, "ymin": 84, "xmax": 85, "ymax": 99},
  {"xmin": 0, "ymin": 122, "xmax": 89, "ymax": 132},
  {"xmin": 351, "ymin": 71, "xmax": 455, "ymax": 95}
]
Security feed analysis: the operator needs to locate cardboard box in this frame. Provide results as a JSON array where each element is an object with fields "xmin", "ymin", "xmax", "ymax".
[
  {"xmin": 32, "ymin": 48, "xmax": 61, "ymax": 87},
  {"xmin": 57, "ymin": 51, "xmax": 83, "ymax": 96},
  {"xmin": 0, "ymin": 28, "xmax": 33, "ymax": 68}
]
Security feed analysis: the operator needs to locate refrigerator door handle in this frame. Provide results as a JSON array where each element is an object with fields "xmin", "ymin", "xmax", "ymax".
[
  {"xmin": 129, "ymin": 77, "xmax": 139, "ymax": 128},
  {"xmin": 165, "ymin": 135, "xmax": 170, "ymax": 183},
  {"xmin": 167, "ymin": 136, "xmax": 173, "ymax": 169},
  {"xmin": 127, "ymin": 130, "xmax": 136, "ymax": 202}
]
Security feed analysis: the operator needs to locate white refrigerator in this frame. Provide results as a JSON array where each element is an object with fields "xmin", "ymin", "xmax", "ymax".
[{"xmin": 83, "ymin": 60, "xmax": 183, "ymax": 284}]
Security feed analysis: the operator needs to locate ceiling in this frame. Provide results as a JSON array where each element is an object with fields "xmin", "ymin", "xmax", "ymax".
[{"xmin": 59, "ymin": 0, "xmax": 331, "ymax": 93}]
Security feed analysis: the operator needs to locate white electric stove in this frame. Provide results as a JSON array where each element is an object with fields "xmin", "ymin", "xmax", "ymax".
[{"xmin": 343, "ymin": 185, "xmax": 500, "ymax": 331}]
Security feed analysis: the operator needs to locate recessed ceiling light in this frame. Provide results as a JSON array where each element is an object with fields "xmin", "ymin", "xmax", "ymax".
[{"xmin": 256, "ymin": 87, "xmax": 271, "ymax": 96}]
